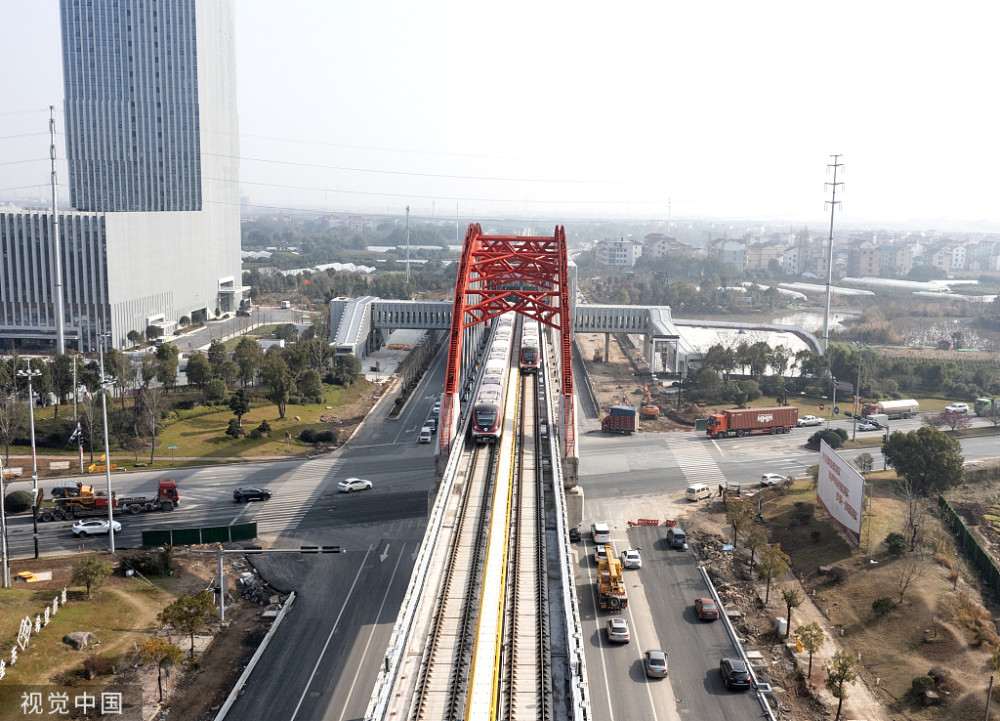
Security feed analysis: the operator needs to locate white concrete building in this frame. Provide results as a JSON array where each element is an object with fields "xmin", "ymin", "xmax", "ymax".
[
  {"xmin": 0, "ymin": 0, "xmax": 242, "ymax": 351},
  {"xmin": 596, "ymin": 238, "xmax": 642, "ymax": 267}
]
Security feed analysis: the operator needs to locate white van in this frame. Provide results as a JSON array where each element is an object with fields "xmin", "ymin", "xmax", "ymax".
[
  {"xmin": 418, "ymin": 426, "xmax": 432, "ymax": 443},
  {"xmin": 686, "ymin": 483, "xmax": 713, "ymax": 502},
  {"xmin": 591, "ymin": 522, "xmax": 611, "ymax": 543}
]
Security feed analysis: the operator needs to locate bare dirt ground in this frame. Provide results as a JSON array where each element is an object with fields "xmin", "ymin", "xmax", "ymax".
[
  {"xmin": 681, "ymin": 474, "xmax": 1000, "ymax": 721},
  {"xmin": 576, "ymin": 332, "xmax": 703, "ymax": 431}
]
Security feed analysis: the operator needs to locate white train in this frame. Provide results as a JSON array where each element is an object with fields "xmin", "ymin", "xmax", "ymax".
[
  {"xmin": 519, "ymin": 318, "xmax": 540, "ymax": 372},
  {"xmin": 471, "ymin": 312, "xmax": 516, "ymax": 442}
]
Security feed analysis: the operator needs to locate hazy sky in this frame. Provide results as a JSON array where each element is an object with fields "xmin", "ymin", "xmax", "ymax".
[{"xmin": 2, "ymin": 1, "xmax": 999, "ymax": 230}]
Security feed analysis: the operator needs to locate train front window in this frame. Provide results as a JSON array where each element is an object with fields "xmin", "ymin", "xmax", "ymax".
[{"xmin": 475, "ymin": 409, "xmax": 497, "ymax": 428}]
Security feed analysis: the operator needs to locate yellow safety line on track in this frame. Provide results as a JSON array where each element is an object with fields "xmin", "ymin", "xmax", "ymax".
[{"xmin": 466, "ymin": 365, "xmax": 521, "ymax": 721}]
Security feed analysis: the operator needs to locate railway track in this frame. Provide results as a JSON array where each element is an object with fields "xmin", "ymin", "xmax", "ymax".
[
  {"xmin": 410, "ymin": 442, "xmax": 496, "ymax": 721},
  {"xmin": 502, "ymin": 372, "xmax": 553, "ymax": 721}
]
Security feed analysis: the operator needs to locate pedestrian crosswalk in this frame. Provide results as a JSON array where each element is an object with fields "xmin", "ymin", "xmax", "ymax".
[
  {"xmin": 668, "ymin": 440, "xmax": 726, "ymax": 487},
  {"xmin": 236, "ymin": 457, "xmax": 345, "ymax": 537}
]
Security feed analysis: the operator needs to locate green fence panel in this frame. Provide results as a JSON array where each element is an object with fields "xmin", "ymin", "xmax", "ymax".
[
  {"xmin": 939, "ymin": 496, "xmax": 1000, "ymax": 597},
  {"xmin": 142, "ymin": 530, "xmax": 173, "ymax": 546},
  {"xmin": 170, "ymin": 528, "xmax": 202, "ymax": 546},
  {"xmin": 141, "ymin": 523, "xmax": 259, "ymax": 547},
  {"xmin": 229, "ymin": 523, "xmax": 258, "ymax": 541},
  {"xmin": 695, "ymin": 419, "xmax": 708, "ymax": 431},
  {"xmin": 200, "ymin": 526, "xmax": 230, "ymax": 544}
]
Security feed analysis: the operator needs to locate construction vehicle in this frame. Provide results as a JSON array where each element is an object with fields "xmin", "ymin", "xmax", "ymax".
[
  {"xmin": 859, "ymin": 399, "xmax": 919, "ymax": 419},
  {"xmin": 640, "ymin": 384, "xmax": 660, "ymax": 420},
  {"xmin": 116, "ymin": 478, "xmax": 179, "ymax": 514},
  {"xmin": 601, "ymin": 405, "xmax": 637, "ymax": 434},
  {"xmin": 88, "ymin": 454, "xmax": 120, "ymax": 473},
  {"xmin": 597, "ymin": 544, "xmax": 629, "ymax": 611},
  {"xmin": 975, "ymin": 397, "xmax": 999, "ymax": 417},
  {"xmin": 705, "ymin": 406, "xmax": 798, "ymax": 439},
  {"xmin": 39, "ymin": 486, "xmax": 115, "ymax": 522},
  {"xmin": 38, "ymin": 478, "xmax": 179, "ymax": 521}
]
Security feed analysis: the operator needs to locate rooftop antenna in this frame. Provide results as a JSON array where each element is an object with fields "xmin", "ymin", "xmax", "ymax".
[
  {"xmin": 405, "ymin": 205, "xmax": 411, "ymax": 285},
  {"xmin": 822, "ymin": 154, "xmax": 844, "ymax": 354},
  {"xmin": 50, "ymin": 106, "xmax": 66, "ymax": 354}
]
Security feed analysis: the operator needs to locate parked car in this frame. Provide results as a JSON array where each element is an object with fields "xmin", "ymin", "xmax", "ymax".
[
  {"xmin": 720, "ymin": 657, "xmax": 752, "ymax": 690},
  {"xmin": 944, "ymin": 403, "xmax": 970, "ymax": 414},
  {"xmin": 760, "ymin": 473, "xmax": 785, "ymax": 487},
  {"xmin": 568, "ymin": 524, "xmax": 581, "ymax": 543},
  {"xmin": 644, "ymin": 650, "xmax": 669, "ymax": 678},
  {"xmin": 620, "ymin": 549, "xmax": 642, "ymax": 569},
  {"xmin": 797, "ymin": 414, "xmax": 823, "ymax": 427},
  {"xmin": 338, "ymin": 478, "xmax": 373, "ymax": 493},
  {"xmin": 72, "ymin": 519, "xmax": 122, "ymax": 537},
  {"xmin": 425, "ymin": 417, "xmax": 437, "ymax": 433},
  {"xmin": 233, "ymin": 487, "xmax": 271, "ymax": 502},
  {"xmin": 694, "ymin": 597, "xmax": 719, "ymax": 621},
  {"xmin": 606, "ymin": 617, "xmax": 630, "ymax": 643},
  {"xmin": 418, "ymin": 426, "xmax": 433, "ymax": 443}
]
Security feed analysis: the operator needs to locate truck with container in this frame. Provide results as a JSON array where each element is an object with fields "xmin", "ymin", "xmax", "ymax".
[
  {"xmin": 596, "ymin": 544, "xmax": 629, "ymax": 610},
  {"xmin": 601, "ymin": 405, "xmax": 637, "ymax": 434},
  {"xmin": 860, "ymin": 399, "xmax": 919, "ymax": 419},
  {"xmin": 705, "ymin": 406, "xmax": 798, "ymax": 439},
  {"xmin": 116, "ymin": 478, "xmax": 179, "ymax": 514}
]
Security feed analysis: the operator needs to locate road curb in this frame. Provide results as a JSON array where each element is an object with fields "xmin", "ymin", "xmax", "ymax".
[{"xmin": 213, "ymin": 591, "xmax": 297, "ymax": 721}]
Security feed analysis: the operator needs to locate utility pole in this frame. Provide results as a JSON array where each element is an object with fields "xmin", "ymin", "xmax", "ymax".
[
  {"xmin": 98, "ymin": 333, "xmax": 116, "ymax": 554},
  {"xmin": 822, "ymin": 154, "xmax": 844, "ymax": 354},
  {"xmin": 50, "ymin": 106, "xmax": 66, "ymax": 354},
  {"xmin": 405, "ymin": 205, "xmax": 411, "ymax": 286},
  {"xmin": 73, "ymin": 357, "xmax": 83, "ymax": 473}
]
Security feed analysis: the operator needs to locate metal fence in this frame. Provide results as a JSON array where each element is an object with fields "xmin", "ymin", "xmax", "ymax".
[
  {"xmin": 142, "ymin": 522, "xmax": 257, "ymax": 547},
  {"xmin": 937, "ymin": 496, "xmax": 1000, "ymax": 596}
]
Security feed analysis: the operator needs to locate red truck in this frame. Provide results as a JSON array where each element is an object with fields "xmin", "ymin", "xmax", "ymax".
[
  {"xmin": 705, "ymin": 406, "xmax": 798, "ymax": 439},
  {"xmin": 602, "ymin": 405, "xmax": 637, "ymax": 434}
]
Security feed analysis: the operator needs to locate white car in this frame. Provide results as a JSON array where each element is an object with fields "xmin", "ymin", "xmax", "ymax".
[
  {"xmin": 338, "ymin": 478, "xmax": 373, "ymax": 493},
  {"xmin": 856, "ymin": 420, "xmax": 880, "ymax": 431},
  {"xmin": 797, "ymin": 415, "xmax": 823, "ymax": 427},
  {"xmin": 944, "ymin": 403, "xmax": 970, "ymax": 414},
  {"xmin": 72, "ymin": 519, "xmax": 121, "ymax": 537},
  {"xmin": 620, "ymin": 549, "xmax": 642, "ymax": 569},
  {"xmin": 760, "ymin": 473, "xmax": 785, "ymax": 487}
]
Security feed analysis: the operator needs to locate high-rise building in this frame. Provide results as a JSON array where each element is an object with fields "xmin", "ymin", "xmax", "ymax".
[{"xmin": 0, "ymin": 0, "xmax": 243, "ymax": 351}]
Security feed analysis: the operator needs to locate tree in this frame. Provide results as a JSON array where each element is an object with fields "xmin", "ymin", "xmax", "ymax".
[
  {"xmin": 825, "ymin": 650, "xmax": 861, "ymax": 721},
  {"xmin": 229, "ymin": 389, "xmax": 252, "ymax": 427},
  {"xmin": 744, "ymin": 526, "xmax": 768, "ymax": 573},
  {"xmin": 72, "ymin": 556, "xmax": 112, "ymax": 598},
  {"xmin": 155, "ymin": 344, "xmax": 180, "ymax": 392},
  {"xmin": 218, "ymin": 360, "xmax": 240, "ymax": 389},
  {"xmin": 138, "ymin": 388, "xmax": 163, "ymax": 464},
  {"xmin": 158, "ymin": 590, "xmax": 216, "ymax": 657},
  {"xmin": 0, "ymin": 397, "xmax": 25, "ymax": 464},
  {"xmin": 795, "ymin": 621, "xmax": 826, "ymax": 680},
  {"xmin": 725, "ymin": 496, "xmax": 754, "ymax": 547},
  {"xmin": 50, "ymin": 354, "xmax": 76, "ymax": 421},
  {"xmin": 853, "ymin": 452, "xmax": 874, "ymax": 476},
  {"xmin": 273, "ymin": 323, "xmax": 299, "ymax": 343},
  {"xmin": 329, "ymin": 355, "xmax": 362, "ymax": 386},
  {"xmin": 892, "ymin": 557, "xmax": 924, "ymax": 603},
  {"xmin": 234, "ymin": 338, "xmax": 263, "ymax": 387},
  {"xmin": 138, "ymin": 637, "xmax": 183, "ymax": 702},
  {"xmin": 79, "ymin": 394, "xmax": 99, "ymax": 462},
  {"xmin": 126, "ymin": 330, "xmax": 143, "ymax": 347},
  {"xmin": 898, "ymin": 478, "xmax": 929, "ymax": 551},
  {"xmin": 756, "ymin": 545, "xmax": 791, "ymax": 604},
  {"xmin": 205, "ymin": 378, "xmax": 229, "ymax": 403},
  {"xmin": 882, "ymin": 427, "xmax": 964, "ymax": 495},
  {"xmin": 185, "ymin": 353, "xmax": 213, "ymax": 390},
  {"xmin": 781, "ymin": 586, "xmax": 803, "ymax": 638},
  {"xmin": 261, "ymin": 355, "xmax": 295, "ymax": 419},
  {"xmin": 297, "ymin": 369, "xmax": 323, "ymax": 403},
  {"xmin": 207, "ymin": 340, "xmax": 228, "ymax": 375}
]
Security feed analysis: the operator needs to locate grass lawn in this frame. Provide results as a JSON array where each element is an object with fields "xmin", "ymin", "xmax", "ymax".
[{"xmin": 155, "ymin": 379, "xmax": 373, "ymax": 460}]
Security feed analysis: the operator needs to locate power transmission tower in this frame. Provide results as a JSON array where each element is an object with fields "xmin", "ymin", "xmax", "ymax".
[{"xmin": 822, "ymin": 154, "xmax": 844, "ymax": 354}]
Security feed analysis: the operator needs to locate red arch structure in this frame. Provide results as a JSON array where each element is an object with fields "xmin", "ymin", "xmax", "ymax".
[{"xmin": 439, "ymin": 224, "xmax": 576, "ymax": 477}]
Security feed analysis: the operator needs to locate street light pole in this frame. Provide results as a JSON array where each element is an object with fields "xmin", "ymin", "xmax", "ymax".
[
  {"xmin": 98, "ymin": 334, "xmax": 116, "ymax": 554},
  {"xmin": 852, "ymin": 346, "xmax": 865, "ymax": 442},
  {"xmin": 0, "ymin": 452, "xmax": 10, "ymax": 588},
  {"xmin": 17, "ymin": 367, "xmax": 42, "ymax": 559}
]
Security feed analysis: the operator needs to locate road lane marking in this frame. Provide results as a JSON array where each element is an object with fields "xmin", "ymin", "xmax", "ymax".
[{"xmin": 290, "ymin": 544, "xmax": 374, "ymax": 720}]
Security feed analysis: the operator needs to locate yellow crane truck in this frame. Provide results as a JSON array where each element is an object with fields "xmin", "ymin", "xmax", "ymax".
[{"xmin": 597, "ymin": 544, "xmax": 629, "ymax": 611}]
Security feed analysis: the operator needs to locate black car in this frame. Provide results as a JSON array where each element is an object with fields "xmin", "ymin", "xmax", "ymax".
[
  {"xmin": 568, "ymin": 525, "xmax": 581, "ymax": 543},
  {"xmin": 233, "ymin": 487, "xmax": 271, "ymax": 502},
  {"xmin": 720, "ymin": 657, "xmax": 752, "ymax": 690}
]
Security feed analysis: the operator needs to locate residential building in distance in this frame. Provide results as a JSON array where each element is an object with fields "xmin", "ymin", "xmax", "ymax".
[
  {"xmin": 0, "ymin": 0, "xmax": 243, "ymax": 352},
  {"xmin": 596, "ymin": 238, "xmax": 643, "ymax": 267}
]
